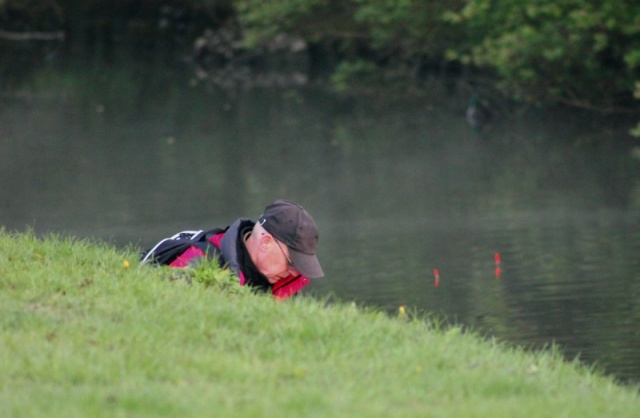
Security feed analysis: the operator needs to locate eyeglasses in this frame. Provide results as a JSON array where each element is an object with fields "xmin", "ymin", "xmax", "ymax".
[{"xmin": 274, "ymin": 239, "xmax": 294, "ymax": 269}]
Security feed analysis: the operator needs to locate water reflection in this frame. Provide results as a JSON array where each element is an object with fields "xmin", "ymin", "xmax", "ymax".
[{"xmin": 1, "ymin": 62, "xmax": 639, "ymax": 384}]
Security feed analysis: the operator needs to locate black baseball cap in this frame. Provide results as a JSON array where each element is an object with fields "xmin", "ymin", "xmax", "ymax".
[{"xmin": 258, "ymin": 200, "xmax": 324, "ymax": 279}]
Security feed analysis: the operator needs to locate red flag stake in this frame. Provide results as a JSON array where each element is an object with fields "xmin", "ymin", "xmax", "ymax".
[
  {"xmin": 434, "ymin": 269, "xmax": 440, "ymax": 287},
  {"xmin": 494, "ymin": 253, "xmax": 502, "ymax": 279}
]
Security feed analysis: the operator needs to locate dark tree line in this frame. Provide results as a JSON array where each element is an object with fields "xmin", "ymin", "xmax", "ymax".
[{"xmin": 2, "ymin": 1, "xmax": 640, "ymax": 119}]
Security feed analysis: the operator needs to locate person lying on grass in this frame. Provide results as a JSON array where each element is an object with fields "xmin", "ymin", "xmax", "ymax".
[{"xmin": 141, "ymin": 200, "xmax": 324, "ymax": 300}]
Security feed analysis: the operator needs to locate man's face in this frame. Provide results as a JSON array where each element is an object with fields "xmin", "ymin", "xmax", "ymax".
[{"xmin": 257, "ymin": 234, "xmax": 300, "ymax": 284}]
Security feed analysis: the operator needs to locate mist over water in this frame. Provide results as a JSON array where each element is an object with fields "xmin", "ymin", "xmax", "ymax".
[{"xmin": 2, "ymin": 61, "xmax": 639, "ymax": 383}]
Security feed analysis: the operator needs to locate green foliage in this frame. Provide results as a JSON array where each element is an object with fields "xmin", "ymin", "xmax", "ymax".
[
  {"xmin": 352, "ymin": 0, "xmax": 420, "ymax": 48},
  {"xmin": 178, "ymin": 258, "xmax": 251, "ymax": 295},
  {"xmin": 235, "ymin": 0, "xmax": 338, "ymax": 45},
  {"xmin": 3, "ymin": 0, "xmax": 640, "ymax": 118},
  {"xmin": 234, "ymin": 0, "xmax": 468, "ymax": 93},
  {"xmin": 351, "ymin": 0, "xmax": 456, "ymax": 54},
  {"xmin": 234, "ymin": 0, "xmax": 640, "ymax": 110},
  {"xmin": 236, "ymin": 0, "xmax": 458, "ymax": 64},
  {"xmin": 444, "ymin": 0, "xmax": 640, "ymax": 107},
  {"xmin": 330, "ymin": 59, "xmax": 378, "ymax": 91}
]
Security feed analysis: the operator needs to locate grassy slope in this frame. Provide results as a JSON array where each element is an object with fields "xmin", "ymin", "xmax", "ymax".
[{"xmin": 1, "ymin": 230, "xmax": 638, "ymax": 418}]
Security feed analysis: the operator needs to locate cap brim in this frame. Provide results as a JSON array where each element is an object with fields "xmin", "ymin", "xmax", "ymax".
[{"xmin": 289, "ymin": 248, "xmax": 324, "ymax": 279}]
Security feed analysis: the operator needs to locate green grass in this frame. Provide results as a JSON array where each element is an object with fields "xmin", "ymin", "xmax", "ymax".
[{"xmin": 1, "ymin": 229, "xmax": 638, "ymax": 417}]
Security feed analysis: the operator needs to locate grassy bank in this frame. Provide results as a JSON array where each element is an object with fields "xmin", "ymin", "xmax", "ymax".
[{"xmin": 1, "ymin": 230, "xmax": 638, "ymax": 417}]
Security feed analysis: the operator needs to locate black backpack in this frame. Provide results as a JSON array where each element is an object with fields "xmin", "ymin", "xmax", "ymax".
[{"xmin": 140, "ymin": 229, "xmax": 224, "ymax": 265}]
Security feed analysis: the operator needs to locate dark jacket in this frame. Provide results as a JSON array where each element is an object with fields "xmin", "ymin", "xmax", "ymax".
[{"xmin": 154, "ymin": 218, "xmax": 311, "ymax": 300}]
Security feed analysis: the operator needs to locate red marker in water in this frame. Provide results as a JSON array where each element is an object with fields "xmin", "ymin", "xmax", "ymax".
[
  {"xmin": 494, "ymin": 253, "xmax": 501, "ymax": 265},
  {"xmin": 494, "ymin": 253, "xmax": 502, "ymax": 279},
  {"xmin": 434, "ymin": 269, "xmax": 440, "ymax": 287}
]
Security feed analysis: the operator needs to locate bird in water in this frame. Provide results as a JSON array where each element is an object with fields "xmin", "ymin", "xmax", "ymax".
[{"xmin": 465, "ymin": 94, "xmax": 491, "ymax": 134}]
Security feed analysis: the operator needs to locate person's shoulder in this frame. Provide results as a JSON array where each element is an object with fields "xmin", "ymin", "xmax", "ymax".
[{"xmin": 229, "ymin": 217, "xmax": 256, "ymax": 231}]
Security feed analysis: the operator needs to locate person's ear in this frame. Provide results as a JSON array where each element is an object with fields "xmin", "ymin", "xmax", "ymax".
[{"xmin": 259, "ymin": 233, "xmax": 274, "ymax": 251}]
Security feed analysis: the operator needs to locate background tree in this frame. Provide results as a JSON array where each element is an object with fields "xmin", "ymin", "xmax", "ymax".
[
  {"xmin": 235, "ymin": 0, "xmax": 640, "ymax": 112},
  {"xmin": 443, "ymin": 0, "xmax": 640, "ymax": 110},
  {"xmin": 2, "ymin": 0, "xmax": 640, "ymax": 117}
]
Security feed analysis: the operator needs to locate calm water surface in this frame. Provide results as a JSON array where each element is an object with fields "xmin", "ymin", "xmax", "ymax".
[{"xmin": 2, "ymin": 62, "xmax": 639, "ymax": 384}]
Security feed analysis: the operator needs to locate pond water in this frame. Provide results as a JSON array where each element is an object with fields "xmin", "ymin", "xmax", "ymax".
[{"xmin": 2, "ymin": 59, "xmax": 639, "ymax": 384}]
